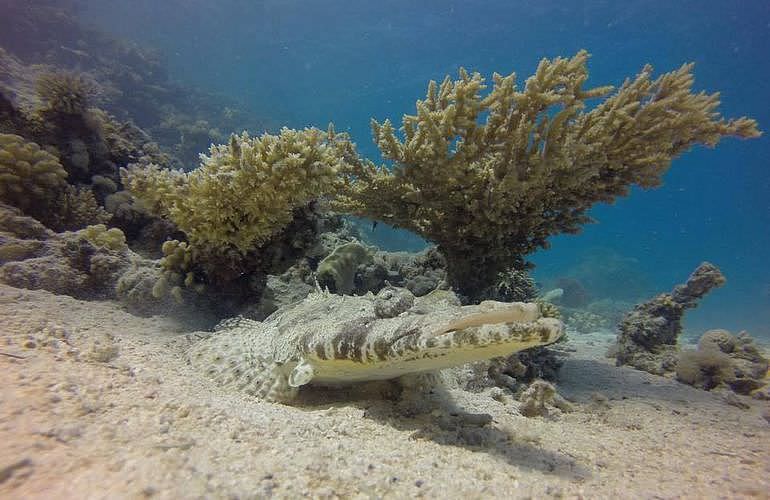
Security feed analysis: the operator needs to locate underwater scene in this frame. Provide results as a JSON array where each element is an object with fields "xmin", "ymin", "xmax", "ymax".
[{"xmin": 0, "ymin": 0, "xmax": 768, "ymax": 497}]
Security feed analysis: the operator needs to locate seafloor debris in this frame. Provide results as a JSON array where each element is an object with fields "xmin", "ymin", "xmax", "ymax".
[{"xmin": 517, "ymin": 379, "xmax": 573, "ymax": 418}]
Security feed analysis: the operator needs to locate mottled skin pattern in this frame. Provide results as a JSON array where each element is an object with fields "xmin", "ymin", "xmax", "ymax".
[{"xmin": 187, "ymin": 286, "xmax": 563, "ymax": 402}]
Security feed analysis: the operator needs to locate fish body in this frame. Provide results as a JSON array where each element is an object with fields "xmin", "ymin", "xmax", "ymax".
[{"xmin": 187, "ymin": 286, "xmax": 563, "ymax": 402}]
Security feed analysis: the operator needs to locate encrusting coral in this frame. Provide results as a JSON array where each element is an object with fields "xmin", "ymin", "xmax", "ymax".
[{"xmin": 335, "ymin": 50, "xmax": 760, "ymax": 298}]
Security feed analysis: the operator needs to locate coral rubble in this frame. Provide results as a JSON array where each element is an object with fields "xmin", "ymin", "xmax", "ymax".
[
  {"xmin": 517, "ymin": 380, "xmax": 572, "ymax": 417},
  {"xmin": 335, "ymin": 51, "xmax": 760, "ymax": 298}
]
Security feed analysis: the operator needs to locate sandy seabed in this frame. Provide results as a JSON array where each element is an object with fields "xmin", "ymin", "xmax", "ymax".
[{"xmin": 1, "ymin": 283, "xmax": 768, "ymax": 499}]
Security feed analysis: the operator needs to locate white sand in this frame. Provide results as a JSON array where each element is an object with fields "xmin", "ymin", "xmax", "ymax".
[{"xmin": 1, "ymin": 284, "xmax": 768, "ymax": 499}]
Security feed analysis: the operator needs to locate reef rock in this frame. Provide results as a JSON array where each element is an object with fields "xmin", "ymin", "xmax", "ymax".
[
  {"xmin": 0, "ymin": 203, "xmax": 129, "ymax": 299},
  {"xmin": 614, "ymin": 262, "xmax": 726, "ymax": 375}
]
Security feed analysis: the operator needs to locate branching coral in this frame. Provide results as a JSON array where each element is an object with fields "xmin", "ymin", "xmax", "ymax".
[
  {"xmin": 122, "ymin": 126, "xmax": 360, "ymax": 255},
  {"xmin": 335, "ymin": 50, "xmax": 760, "ymax": 297},
  {"xmin": 152, "ymin": 239, "xmax": 204, "ymax": 303},
  {"xmin": 0, "ymin": 131, "xmax": 113, "ymax": 232},
  {"xmin": 51, "ymin": 185, "xmax": 112, "ymax": 231},
  {"xmin": 0, "ymin": 133, "xmax": 68, "ymax": 212},
  {"xmin": 487, "ymin": 268, "xmax": 538, "ymax": 302},
  {"xmin": 81, "ymin": 224, "xmax": 127, "ymax": 252},
  {"xmin": 35, "ymin": 71, "xmax": 98, "ymax": 115}
]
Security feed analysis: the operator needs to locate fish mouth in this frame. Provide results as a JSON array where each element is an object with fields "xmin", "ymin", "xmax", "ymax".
[
  {"xmin": 387, "ymin": 316, "xmax": 563, "ymax": 364},
  {"xmin": 389, "ymin": 301, "xmax": 563, "ymax": 362}
]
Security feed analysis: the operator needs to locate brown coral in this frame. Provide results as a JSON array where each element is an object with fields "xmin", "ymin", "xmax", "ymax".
[
  {"xmin": 0, "ymin": 133, "xmax": 68, "ymax": 209},
  {"xmin": 35, "ymin": 71, "xmax": 97, "ymax": 115},
  {"xmin": 50, "ymin": 185, "xmax": 112, "ymax": 231},
  {"xmin": 676, "ymin": 348, "xmax": 736, "ymax": 391},
  {"xmin": 123, "ymin": 126, "xmax": 359, "ymax": 255},
  {"xmin": 335, "ymin": 51, "xmax": 760, "ymax": 297},
  {"xmin": 0, "ymin": 133, "xmax": 75, "ymax": 229}
]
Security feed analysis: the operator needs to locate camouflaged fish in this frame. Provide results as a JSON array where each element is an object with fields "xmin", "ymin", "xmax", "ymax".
[{"xmin": 187, "ymin": 286, "xmax": 563, "ymax": 402}]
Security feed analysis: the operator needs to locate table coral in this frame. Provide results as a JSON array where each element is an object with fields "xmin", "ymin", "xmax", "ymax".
[{"xmin": 335, "ymin": 50, "xmax": 760, "ymax": 297}]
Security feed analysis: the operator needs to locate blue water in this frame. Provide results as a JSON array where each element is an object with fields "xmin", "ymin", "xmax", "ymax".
[{"xmin": 80, "ymin": 0, "xmax": 770, "ymax": 338}]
